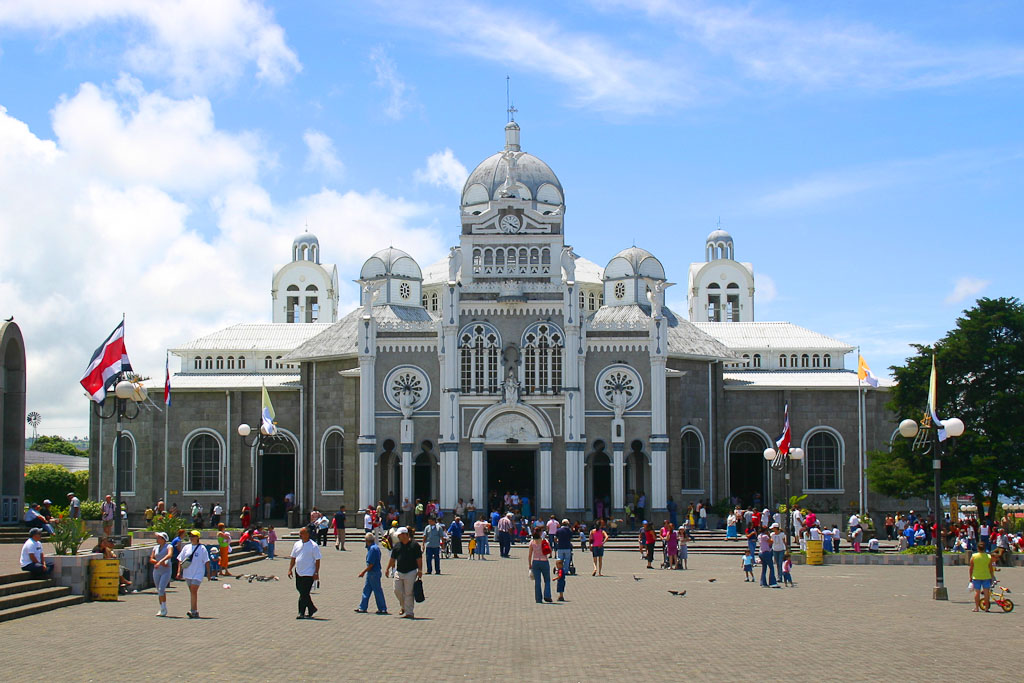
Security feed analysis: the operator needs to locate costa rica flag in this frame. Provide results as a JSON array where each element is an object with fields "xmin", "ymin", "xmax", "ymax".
[{"xmin": 80, "ymin": 319, "xmax": 133, "ymax": 403}]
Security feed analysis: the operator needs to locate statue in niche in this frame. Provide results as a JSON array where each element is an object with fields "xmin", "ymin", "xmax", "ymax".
[
  {"xmin": 503, "ymin": 369, "xmax": 521, "ymax": 404},
  {"xmin": 611, "ymin": 387, "xmax": 628, "ymax": 421},
  {"xmin": 502, "ymin": 343, "xmax": 521, "ymax": 378},
  {"xmin": 399, "ymin": 387, "xmax": 416, "ymax": 419},
  {"xmin": 447, "ymin": 246, "xmax": 463, "ymax": 284},
  {"xmin": 560, "ymin": 245, "xmax": 576, "ymax": 285}
]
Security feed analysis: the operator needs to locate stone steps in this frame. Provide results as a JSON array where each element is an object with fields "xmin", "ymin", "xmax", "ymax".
[{"xmin": 0, "ymin": 574, "xmax": 84, "ymax": 622}]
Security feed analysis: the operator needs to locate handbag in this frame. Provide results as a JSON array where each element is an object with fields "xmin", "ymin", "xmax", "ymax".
[{"xmin": 413, "ymin": 578, "xmax": 425, "ymax": 603}]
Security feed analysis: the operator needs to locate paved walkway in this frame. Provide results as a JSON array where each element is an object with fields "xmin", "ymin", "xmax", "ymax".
[{"xmin": 1, "ymin": 540, "xmax": 1020, "ymax": 681}]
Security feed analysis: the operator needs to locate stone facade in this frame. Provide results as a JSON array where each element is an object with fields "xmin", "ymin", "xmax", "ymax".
[{"xmin": 89, "ymin": 120, "xmax": 899, "ymax": 525}]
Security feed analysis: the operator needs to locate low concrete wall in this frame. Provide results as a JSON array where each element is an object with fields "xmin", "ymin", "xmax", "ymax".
[
  {"xmin": 792, "ymin": 552, "xmax": 1023, "ymax": 567},
  {"xmin": 51, "ymin": 553, "xmax": 101, "ymax": 596}
]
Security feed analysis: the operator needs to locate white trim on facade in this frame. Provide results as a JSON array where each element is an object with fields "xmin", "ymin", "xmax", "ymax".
[
  {"xmin": 799, "ymin": 425, "xmax": 845, "ymax": 493},
  {"xmin": 678, "ymin": 425, "xmax": 705, "ymax": 494},
  {"xmin": 110, "ymin": 429, "xmax": 137, "ymax": 496},
  {"xmin": 319, "ymin": 426, "xmax": 346, "ymax": 495}
]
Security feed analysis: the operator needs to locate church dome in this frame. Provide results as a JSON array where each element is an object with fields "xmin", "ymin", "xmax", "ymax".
[
  {"xmin": 461, "ymin": 122, "xmax": 564, "ymax": 208},
  {"xmin": 360, "ymin": 247, "xmax": 422, "ymax": 281},
  {"xmin": 292, "ymin": 231, "xmax": 320, "ymax": 263},
  {"xmin": 604, "ymin": 246, "xmax": 666, "ymax": 280},
  {"xmin": 706, "ymin": 229, "xmax": 732, "ymax": 244}
]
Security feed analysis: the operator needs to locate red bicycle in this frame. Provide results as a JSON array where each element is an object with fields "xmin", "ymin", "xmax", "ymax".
[{"xmin": 982, "ymin": 579, "xmax": 1014, "ymax": 613}]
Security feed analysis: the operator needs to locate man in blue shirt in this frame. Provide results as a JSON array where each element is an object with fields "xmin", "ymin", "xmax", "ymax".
[
  {"xmin": 447, "ymin": 517, "xmax": 464, "ymax": 558},
  {"xmin": 555, "ymin": 519, "xmax": 574, "ymax": 570},
  {"xmin": 666, "ymin": 496, "xmax": 679, "ymax": 528},
  {"xmin": 422, "ymin": 517, "xmax": 446, "ymax": 574},
  {"xmin": 490, "ymin": 509, "xmax": 500, "ymax": 528},
  {"xmin": 355, "ymin": 533, "xmax": 387, "ymax": 614}
]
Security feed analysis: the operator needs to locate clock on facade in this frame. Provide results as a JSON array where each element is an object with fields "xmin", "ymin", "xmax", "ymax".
[{"xmin": 499, "ymin": 214, "xmax": 521, "ymax": 233}]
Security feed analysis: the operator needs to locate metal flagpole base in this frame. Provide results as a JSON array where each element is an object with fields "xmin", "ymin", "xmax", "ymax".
[{"xmin": 933, "ymin": 586, "xmax": 948, "ymax": 600}]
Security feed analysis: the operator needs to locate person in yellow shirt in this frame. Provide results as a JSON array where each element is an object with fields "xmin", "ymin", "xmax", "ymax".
[{"xmin": 969, "ymin": 540, "xmax": 997, "ymax": 612}]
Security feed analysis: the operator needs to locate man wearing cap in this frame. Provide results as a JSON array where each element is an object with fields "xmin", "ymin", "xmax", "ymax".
[
  {"xmin": 68, "ymin": 492, "xmax": 81, "ymax": 519},
  {"xmin": 20, "ymin": 528, "xmax": 51, "ymax": 578},
  {"xmin": 355, "ymin": 533, "xmax": 387, "ymax": 614},
  {"xmin": 386, "ymin": 527, "xmax": 422, "ymax": 619},
  {"xmin": 288, "ymin": 527, "xmax": 322, "ymax": 619}
]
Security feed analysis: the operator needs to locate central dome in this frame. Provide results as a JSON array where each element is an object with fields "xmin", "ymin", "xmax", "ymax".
[{"xmin": 461, "ymin": 122, "xmax": 564, "ymax": 208}]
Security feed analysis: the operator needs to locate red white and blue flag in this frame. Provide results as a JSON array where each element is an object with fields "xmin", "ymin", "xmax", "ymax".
[
  {"xmin": 80, "ymin": 319, "xmax": 133, "ymax": 403},
  {"xmin": 775, "ymin": 403, "xmax": 791, "ymax": 456},
  {"xmin": 164, "ymin": 352, "xmax": 171, "ymax": 406}
]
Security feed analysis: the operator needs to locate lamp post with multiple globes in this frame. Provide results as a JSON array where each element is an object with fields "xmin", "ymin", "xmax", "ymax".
[
  {"xmin": 93, "ymin": 378, "xmax": 148, "ymax": 542},
  {"xmin": 898, "ymin": 414, "xmax": 965, "ymax": 600},
  {"xmin": 761, "ymin": 445, "xmax": 804, "ymax": 550}
]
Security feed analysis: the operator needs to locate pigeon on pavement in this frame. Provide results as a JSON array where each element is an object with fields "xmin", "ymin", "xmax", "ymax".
[{"xmin": 667, "ymin": 590, "xmax": 686, "ymax": 596}]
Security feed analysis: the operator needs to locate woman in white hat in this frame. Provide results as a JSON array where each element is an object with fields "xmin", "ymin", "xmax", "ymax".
[{"xmin": 149, "ymin": 532, "xmax": 173, "ymax": 616}]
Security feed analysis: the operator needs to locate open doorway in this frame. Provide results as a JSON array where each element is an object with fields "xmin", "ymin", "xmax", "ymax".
[
  {"xmin": 487, "ymin": 450, "xmax": 535, "ymax": 507},
  {"xmin": 729, "ymin": 432, "xmax": 768, "ymax": 509},
  {"xmin": 260, "ymin": 439, "xmax": 294, "ymax": 521}
]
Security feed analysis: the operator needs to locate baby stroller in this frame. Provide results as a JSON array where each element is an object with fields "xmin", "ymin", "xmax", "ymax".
[
  {"xmin": 566, "ymin": 549, "xmax": 577, "ymax": 576},
  {"xmin": 441, "ymin": 536, "xmax": 453, "ymax": 559}
]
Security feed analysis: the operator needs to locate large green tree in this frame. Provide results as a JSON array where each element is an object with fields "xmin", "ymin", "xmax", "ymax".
[
  {"xmin": 30, "ymin": 435, "xmax": 88, "ymax": 457},
  {"xmin": 866, "ymin": 297, "xmax": 1024, "ymax": 519}
]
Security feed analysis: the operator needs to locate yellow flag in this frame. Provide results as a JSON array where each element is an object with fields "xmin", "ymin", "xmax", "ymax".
[{"xmin": 857, "ymin": 355, "xmax": 879, "ymax": 387}]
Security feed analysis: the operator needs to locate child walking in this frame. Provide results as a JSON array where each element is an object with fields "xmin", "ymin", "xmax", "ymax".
[
  {"xmin": 781, "ymin": 554, "xmax": 794, "ymax": 586},
  {"xmin": 554, "ymin": 558, "xmax": 566, "ymax": 602},
  {"xmin": 266, "ymin": 526, "xmax": 277, "ymax": 559},
  {"xmin": 742, "ymin": 550, "xmax": 754, "ymax": 581},
  {"xmin": 468, "ymin": 536, "xmax": 477, "ymax": 560}
]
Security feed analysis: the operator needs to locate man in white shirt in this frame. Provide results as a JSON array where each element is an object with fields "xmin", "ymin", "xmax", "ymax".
[
  {"xmin": 288, "ymin": 527, "xmax": 322, "ymax": 619},
  {"xmin": 769, "ymin": 522, "xmax": 786, "ymax": 584},
  {"xmin": 20, "ymin": 528, "xmax": 51, "ymax": 578},
  {"xmin": 849, "ymin": 513, "xmax": 861, "ymax": 530},
  {"xmin": 68, "ymin": 492, "xmax": 81, "ymax": 519},
  {"xmin": 211, "ymin": 503, "xmax": 224, "ymax": 526},
  {"xmin": 364, "ymin": 508, "xmax": 374, "ymax": 534},
  {"xmin": 473, "ymin": 518, "xmax": 490, "ymax": 557},
  {"xmin": 699, "ymin": 505, "xmax": 708, "ymax": 530}
]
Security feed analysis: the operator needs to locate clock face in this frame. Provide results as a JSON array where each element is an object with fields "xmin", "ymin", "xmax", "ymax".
[{"xmin": 499, "ymin": 214, "xmax": 521, "ymax": 233}]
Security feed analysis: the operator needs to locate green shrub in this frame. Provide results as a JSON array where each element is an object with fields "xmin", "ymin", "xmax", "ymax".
[
  {"xmin": 901, "ymin": 545, "xmax": 937, "ymax": 554},
  {"xmin": 30, "ymin": 435, "xmax": 88, "ymax": 457},
  {"xmin": 24, "ymin": 464, "xmax": 79, "ymax": 506},
  {"xmin": 49, "ymin": 500, "xmax": 103, "ymax": 520},
  {"xmin": 50, "ymin": 517, "xmax": 92, "ymax": 556}
]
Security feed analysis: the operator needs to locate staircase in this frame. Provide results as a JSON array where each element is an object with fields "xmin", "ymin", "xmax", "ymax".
[
  {"xmin": 0, "ymin": 527, "xmax": 36, "ymax": 545},
  {"xmin": 0, "ymin": 573, "xmax": 84, "ymax": 622},
  {"xmin": 278, "ymin": 528, "xmax": 899, "ymax": 555}
]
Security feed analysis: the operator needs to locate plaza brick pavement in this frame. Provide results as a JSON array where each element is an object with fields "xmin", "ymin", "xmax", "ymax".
[{"xmin": 1, "ymin": 539, "xmax": 1021, "ymax": 682}]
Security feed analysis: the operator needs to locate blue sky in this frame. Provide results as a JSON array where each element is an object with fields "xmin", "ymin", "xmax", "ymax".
[{"xmin": 0, "ymin": 1, "xmax": 1021, "ymax": 437}]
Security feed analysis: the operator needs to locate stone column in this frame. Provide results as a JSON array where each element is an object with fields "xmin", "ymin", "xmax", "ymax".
[
  {"xmin": 440, "ymin": 444, "xmax": 458, "ymax": 509},
  {"xmin": 471, "ymin": 440, "xmax": 484, "ymax": 506},
  {"xmin": 612, "ymin": 441, "xmax": 625, "ymax": 510},
  {"xmin": 401, "ymin": 441, "xmax": 413, "ymax": 506},
  {"xmin": 438, "ymin": 282, "xmax": 461, "ymax": 497},
  {"xmin": 357, "ymin": 300, "xmax": 377, "ymax": 511},
  {"xmin": 564, "ymin": 442, "xmax": 585, "ymax": 512},
  {"xmin": 539, "ymin": 442, "xmax": 553, "ymax": 510},
  {"xmin": 649, "ymin": 301, "xmax": 670, "ymax": 512}
]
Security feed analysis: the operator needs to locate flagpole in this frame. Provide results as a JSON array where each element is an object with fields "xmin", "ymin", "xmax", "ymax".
[
  {"xmin": 163, "ymin": 352, "xmax": 170, "ymax": 505},
  {"xmin": 857, "ymin": 347, "xmax": 864, "ymax": 515}
]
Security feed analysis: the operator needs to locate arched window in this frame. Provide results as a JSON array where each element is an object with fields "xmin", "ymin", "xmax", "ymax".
[
  {"xmin": 495, "ymin": 249, "xmax": 505, "ymax": 266},
  {"xmin": 238, "ymin": 356, "xmax": 246, "ymax": 370},
  {"xmin": 323, "ymin": 430, "xmax": 344, "ymax": 492},
  {"xmin": 530, "ymin": 248, "xmax": 540, "ymax": 265},
  {"xmin": 805, "ymin": 431, "xmax": 841, "ymax": 490},
  {"xmin": 227, "ymin": 356, "xmax": 235, "ymax": 369},
  {"xmin": 483, "ymin": 249, "xmax": 493, "ymax": 266},
  {"xmin": 823, "ymin": 354, "xmax": 832, "ymax": 368},
  {"xmin": 205, "ymin": 356, "xmax": 213, "ymax": 370},
  {"xmin": 265, "ymin": 355, "xmax": 273, "ymax": 369},
  {"xmin": 680, "ymin": 430, "xmax": 702, "ymax": 490},
  {"xmin": 589, "ymin": 292, "xmax": 596, "ymax": 311},
  {"xmin": 216, "ymin": 356, "xmax": 224, "ymax": 370},
  {"xmin": 779, "ymin": 354, "xmax": 787, "ymax": 368},
  {"xmin": 459, "ymin": 323, "xmax": 501, "ymax": 393},
  {"xmin": 742, "ymin": 353, "xmax": 750, "ymax": 367},
  {"xmin": 541, "ymin": 248, "xmax": 550, "ymax": 264},
  {"xmin": 275, "ymin": 355, "xmax": 282, "ymax": 369},
  {"xmin": 187, "ymin": 433, "xmax": 221, "ymax": 491},
  {"xmin": 507, "ymin": 248, "xmax": 517, "ymax": 266},
  {"xmin": 707, "ymin": 282, "xmax": 720, "ymax": 289},
  {"xmin": 579, "ymin": 289, "xmax": 586, "ymax": 311},
  {"xmin": 472, "ymin": 248, "xmax": 482, "ymax": 268},
  {"xmin": 753, "ymin": 353, "xmax": 761, "ymax": 368},
  {"xmin": 193, "ymin": 356, "xmax": 201, "ymax": 370},
  {"xmin": 422, "ymin": 294, "xmax": 428, "ymax": 308},
  {"xmin": 431, "ymin": 292, "xmax": 438, "ymax": 312},
  {"xmin": 812, "ymin": 354, "xmax": 820, "ymax": 368},
  {"xmin": 522, "ymin": 322, "xmax": 563, "ymax": 394},
  {"xmin": 116, "ymin": 433, "xmax": 135, "ymax": 494},
  {"xmin": 801, "ymin": 354, "xmax": 809, "ymax": 368},
  {"xmin": 790, "ymin": 354, "xmax": 798, "ymax": 367}
]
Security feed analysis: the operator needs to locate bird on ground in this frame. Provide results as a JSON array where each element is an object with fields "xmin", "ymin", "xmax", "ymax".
[
  {"xmin": 632, "ymin": 574, "xmax": 642, "ymax": 582},
  {"xmin": 708, "ymin": 578, "xmax": 717, "ymax": 583},
  {"xmin": 667, "ymin": 590, "xmax": 686, "ymax": 596}
]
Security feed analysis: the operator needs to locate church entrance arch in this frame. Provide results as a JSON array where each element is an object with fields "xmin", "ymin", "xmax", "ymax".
[
  {"xmin": 259, "ymin": 437, "xmax": 295, "ymax": 521},
  {"xmin": 414, "ymin": 441, "xmax": 438, "ymax": 505},
  {"xmin": 624, "ymin": 440, "xmax": 650, "ymax": 515},
  {"xmin": 727, "ymin": 430, "xmax": 769, "ymax": 509},
  {"xmin": 585, "ymin": 440, "xmax": 611, "ymax": 520},
  {"xmin": 377, "ymin": 439, "xmax": 399, "ymax": 506},
  {"xmin": 473, "ymin": 405, "xmax": 550, "ymax": 516}
]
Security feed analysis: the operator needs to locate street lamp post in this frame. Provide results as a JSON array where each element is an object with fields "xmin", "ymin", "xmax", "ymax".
[
  {"xmin": 93, "ymin": 377, "xmax": 147, "ymax": 542},
  {"xmin": 898, "ymin": 414, "xmax": 965, "ymax": 601},
  {"xmin": 762, "ymin": 446, "xmax": 804, "ymax": 550},
  {"xmin": 237, "ymin": 421, "xmax": 281, "ymax": 523}
]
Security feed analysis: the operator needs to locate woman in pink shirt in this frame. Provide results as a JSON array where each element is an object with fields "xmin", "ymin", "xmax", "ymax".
[
  {"xmin": 527, "ymin": 528, "xmax": 552, "ymax": 603},
  {"xmin": 589, "ymin": 519, "xmax": 608, "ymax": 576}
]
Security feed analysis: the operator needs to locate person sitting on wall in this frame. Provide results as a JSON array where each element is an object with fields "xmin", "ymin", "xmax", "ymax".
[
  {"xmin": 20, "ymin": 528, "xmax": 53, "ymax": 578},
  {"xmin": 23, "ymin": 503, "xmax": 53, "ymax": 534}
]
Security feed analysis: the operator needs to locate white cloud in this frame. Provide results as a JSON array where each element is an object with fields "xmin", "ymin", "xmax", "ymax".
[
  {"xmin": 376, "ymin": 1, "xmax": 687, "ymax": 115},
  {"xmin": 415, "ymin": 148, "xmax": 468, "ymax": 193},
  {"xmin": 303, "ymin": 129, "xmax": 343, "ymax": 177},
  {"xmin": 0, "ymin": 83, "xmax": 444, "ymax": 438},
  {"xmin": 945, "ymin": 276, "xmax": 990, "ymax": 305},
  {"xmin": 0, "ymin": 0, "xmax": 301, "ymax": 90},
  {"xmin": 595, "ymin": 0, "xmax": 1024, "ymax": 92},
  {"xmin": 757, "ymin": 273, "xmax": 777, "ymax": 304},
  {"xmin": 370, "ymin": 47, "xmax": 412, "ymax": 120}
]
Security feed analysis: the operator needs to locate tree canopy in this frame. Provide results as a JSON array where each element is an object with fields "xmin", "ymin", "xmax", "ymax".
[
  {"xmin": 30, "ymin": 435, "xmax": 88, "ymax": 457},
  {"xmin": 866, "ymin": 297, "xmax": 1024, "ymax": 516}
]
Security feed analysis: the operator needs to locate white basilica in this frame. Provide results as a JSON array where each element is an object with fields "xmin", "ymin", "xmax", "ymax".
[{"xmin": 92, "ymin": 120, "xmax": 894, "ymax": 524}]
